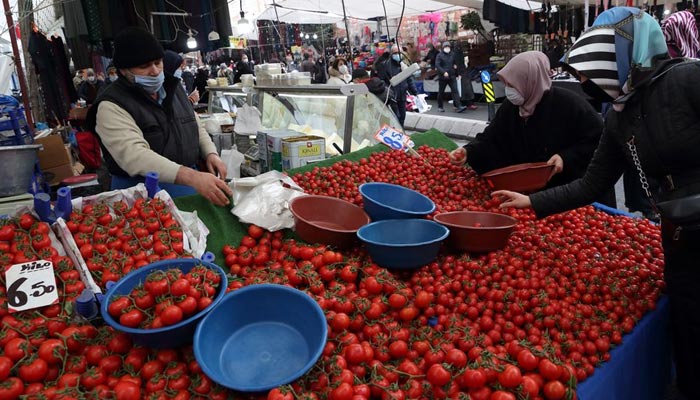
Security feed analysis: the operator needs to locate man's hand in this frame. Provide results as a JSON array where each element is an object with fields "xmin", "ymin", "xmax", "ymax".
[
  {"xmin": 492, "ymin": 190, "xmax": 532, "ymax": 209},
  {"xmin": 546, "ymin": 154, "xmax": 564, "ymax": 180},
  {"xmin": 206, "ymin": 153, "xmax": 228, "ymax": 179},
  {"xmin": 449, "ymin": 147, "xmax": 467, "ymax": 165},
  {"xmin": 188, "ymin": 89, "xmax": 200, "ymax": 104},
  {"xmin": 443, "ymin": 72, "xmax": 449, "ymax": 78},
  {"xmin": 176, "ymin": 166, "xmax": 232, "ymax": 207}
]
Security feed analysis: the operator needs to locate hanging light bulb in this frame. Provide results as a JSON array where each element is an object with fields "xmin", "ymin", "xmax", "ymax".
[
  {"xmin": 300, "ymin": 32, "xmax": 304, "ymax": 38},
  {"xmin": 305, "ymin": 34, "xmax": 310, "ymax": 39},
  {"xmin": 186, "ymin": 29, "xmax": 197, "ymax": 49},
  {"xmin": 313, "ymin": 33, "xmax": 318, "ymax": 39},
  {"xmin": 237, "ymin": 0, "xmax": 251, "ymax": 35}
]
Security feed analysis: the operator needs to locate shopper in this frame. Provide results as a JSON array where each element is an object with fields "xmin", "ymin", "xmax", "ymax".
[
  {"xmin": 233, "ymin": 53, "xmax": 253, "ymax": 84},
  {"xmin": 662, "ymin": 10, "xmax": 699, "ymax": 58},
  {"xmin": 300, "ymin": 52, "xmax": 315, "ymax": 74},
  {"xmin": 78, "ymin": 68, "xmax": 105, "ymax": 105},
  {"xmin": 492, "ymin": 9, "xmax": 700, "ymax": 398},
  {"xmin": 163, "ymin": 50, "xmax": 198, "ymax": 105},
  {"xmin": 327, "ymin": 58, "xmax": 351, "ymax": 85},
  {"xmin": 87, "ymin": 27, "xmax": 231, "ymax": 205},
  {"xmin": 449, "ymin": 51, "xmax": 614, "ymax": 205},
  {"xmin": 422, "ymin": 42, "xmax": 438, "ymax": 69},
  {"xmin": 406, "ymin": 42, "xmax": 420, "ymax": 63},
  {"xmin": 452, "ymin": 42, "xmax": 478, "ymax": 110},
  {"xmin": 375, "ymin": 45, "xmax": 418, "ymax": 126},
  {"xmin": 106, "ymin": 66, "xmax": 118, "ymax": 84},
  {"xmin": 435, "ymin": 41, "xmax": 466, "ymax": 113}
]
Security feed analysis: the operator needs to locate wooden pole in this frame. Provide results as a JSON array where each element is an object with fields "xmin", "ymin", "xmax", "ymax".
[{"xmin": 3, "ymin": 0, "xmax": 34, "ymax": 127}]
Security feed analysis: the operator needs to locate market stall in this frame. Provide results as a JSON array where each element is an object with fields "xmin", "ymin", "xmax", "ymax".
[{"xmin": 0, "ymin": 129, "xmax": 671, "ymax": 399}]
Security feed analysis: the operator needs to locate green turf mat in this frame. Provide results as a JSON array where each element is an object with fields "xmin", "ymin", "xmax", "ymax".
[{"xmin": 174, "ymin": 129, "xmax": 457, "ymax": 264}]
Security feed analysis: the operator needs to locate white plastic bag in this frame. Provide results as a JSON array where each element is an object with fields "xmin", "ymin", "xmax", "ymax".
[
  {"xmin": 220, "ymin": 148, "xmax": 244, "ymax": 179},
  {"xmin": 230, "ymin": 171, "xmax": 306, "ymax": 231},
  {"xmin": 235, "ymin": 104, "xmax": 262, "ymax": 135},
  {"xmin": 204, "ymin": 113, "xmax": 234, "ymax": 135},
  {"xmin": 414, "ymin": 94, "xmax": 430, "ymax": 113}
]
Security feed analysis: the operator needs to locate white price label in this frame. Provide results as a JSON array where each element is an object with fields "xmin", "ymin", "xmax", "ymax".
[
  {"xmin": 374, "ymin": 125, "xmax": 411, "ymax": 151},
  {"xmin": 4, "ymin": 260, "xmax": 58, "ymax": 313}
]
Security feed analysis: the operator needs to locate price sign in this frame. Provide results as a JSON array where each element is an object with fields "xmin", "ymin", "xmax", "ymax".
[
  {"xmin": 4, "ymin": 260, "xmax": 58, "ymax": 313},
  {"xmin": 374, "ymin": 125, "xmax": 412, "ymax": 151}
]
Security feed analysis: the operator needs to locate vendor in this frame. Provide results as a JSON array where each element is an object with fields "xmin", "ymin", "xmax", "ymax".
[
  {"xmin": 449, "ymin": 51, "xmax": 615, "ymax": 206},
  {"xmin": 87, "ymin": 27, "xmax": 232, "ymax": 206},
  {"xmin": 493, "ymin": 8, "xmax": 700, "ymax": 398}
]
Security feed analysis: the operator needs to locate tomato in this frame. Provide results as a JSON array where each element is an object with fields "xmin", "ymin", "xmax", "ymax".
[
  {"xmin": 98, "ymin": 354, "xmax": 123, "ymax": 374},
  {"xmin": 114, "ymin": 381, "xmax": 141, "ymax": 400},
  {"xmin": 18, "ymin": 357, "xmax": 49, "ymax": 383},
  {"xmin": 426, "ymin": 364, "xmax": 451, "ymax": 386},
  {"xmin": 516, "ymin": 349, "xmax": 539, "ymax": 371},
  {"xmin": 141, "ymin": 360, "xmax": 165, "ymax": 381},
  {"xmin": 539, "ymin": 359, "xmax": 561, "ymax": 381},
  {"xmin": 85, "ymin": 345, "xmax": 108, "ymax": 365},
  {"xmin": 330, "ymin": 382, "xmax": 354, "ymax": 400},
  {"xmin": 160, "ymin": 305, "xmax": 184, "ymax": 326},
  {"xmin": 80, "ymin": 367, "xmax": 107, "ymax": 389},
  {"xmin": 521, "ymin": 376, "xmax": 540, "ymax": 398},
  {"xmin": 0, "ymin": 224, "xmax": 15, "ymax": 241},
  {"xmin": 4, "ymin": 337, "xmax": 28, "ymax": 361},
  {"xmin": 38, "ymin": 339, "xmax": 67, "ymax": 368},
  {"xmin": 0, "ymin": 377, "xmax": 24, "ymax": 400},
  {"xmin": 268, "ymin": 388, "xmax": 293, "ymax": 400},
  {"xmin": 119, "ymin": 309, "xmax": 145, "ymax": 328},
  {"xmin": 170, "ymin": 278, "xmax": 191, "ymax": 296},
  {"xmin": 543, "ymin": 380, "xmax": 567, "ymax": 400},
  {"xmin": 490, "ymin": 391, "xmax": 516, "ymax": 400},
  {"xmin": 0, "ymin": 356, "xmax": 12, "ymax": 381},
  {"xmin": 176, "ymin": 296, "xmax": 198, "ymax": 316},
  {"xmin": 248, "ymin": 225, "xmax": 265, "ymax": 239}
]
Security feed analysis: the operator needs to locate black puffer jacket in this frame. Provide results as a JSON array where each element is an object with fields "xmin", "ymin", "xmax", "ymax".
[
  {"xmin": 435, "ymin": 51, "xmax": 457, "ymax": 80},
  {"xmin": 531, "ymin": 58, "xmax": 700, "ymax": 217}
]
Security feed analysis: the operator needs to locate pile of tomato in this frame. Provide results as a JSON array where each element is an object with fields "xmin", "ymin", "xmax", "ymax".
[
  {"xmin": 107, "ymin": 265, "xmax": 222, "ymax": 329},
  {"xmin": 220, "ymin": 146, "xmax": 663, "ymax": 400},
  {"xmin": 65, "ymin": 198, "xmax": 190, "ymax": 289}
]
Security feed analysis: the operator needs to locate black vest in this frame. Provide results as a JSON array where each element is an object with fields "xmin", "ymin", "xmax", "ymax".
[{"xmin": 87, "ymin": 75, "xmax": 200, "ymax": 178}]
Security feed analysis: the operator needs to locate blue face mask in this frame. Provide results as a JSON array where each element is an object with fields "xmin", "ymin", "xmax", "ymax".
[
  {"xmin": 173, "ymin": 69, "xmax": 183, "ymax": 79},
  {"xmin": 133, "ymin": 71, "xmax": 164, "ymax": 94},
  {"xmin": 392, "ymin": 54, "xmax": 400, "ymax": 62}
]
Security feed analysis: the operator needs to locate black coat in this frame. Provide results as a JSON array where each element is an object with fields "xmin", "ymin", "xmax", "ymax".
[
  {"xmin": 530, "ymin": 59, "xmax": 700, "ymax": 217},
  {"xmin": 375, "ymin": 58, "xmax": 417, "ymax": 99},
  {"xmin": 465, "ymin": 86, "xmax": 604, "ymax": 189},
  {"xmin": 435, "ymin": 51, "xmax": 457, "ymax": 80}
]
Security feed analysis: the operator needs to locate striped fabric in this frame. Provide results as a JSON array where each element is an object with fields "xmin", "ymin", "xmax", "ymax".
[
  {"xmin": 562, "ymin": 27, "xmax": 621, "ymax": 98},
  {"xmin": 662, "ymin": 11, "xmax": 700, "ymax": 58}
]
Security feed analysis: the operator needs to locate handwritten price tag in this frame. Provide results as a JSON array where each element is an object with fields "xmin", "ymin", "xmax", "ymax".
[
  {"xmin": 374, "ymin": 125, "xmax": 413, "ymax": 151},
  {"xmin": 4, "ymin": 260, "xmax": 58, "ymax": 313}
]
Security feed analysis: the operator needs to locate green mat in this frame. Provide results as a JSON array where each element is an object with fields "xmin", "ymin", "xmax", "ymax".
[{"xmin": 173, "ymin": 129, "xmax": 457, "ymax": 264}]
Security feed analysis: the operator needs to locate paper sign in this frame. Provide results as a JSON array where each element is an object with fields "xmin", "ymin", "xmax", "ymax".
[
  {"xmin": 374, "ymin": 125, "xmax": 412, "ymax": 151},
  {"xmin": 4, "ymin": 260, "xmax": 58, "ymax": 313}
]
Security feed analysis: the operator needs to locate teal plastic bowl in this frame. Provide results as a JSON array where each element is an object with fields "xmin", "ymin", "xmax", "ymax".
[{"xmin": 194, "ymin": 284, "xmax": 328, "ymax": 392}]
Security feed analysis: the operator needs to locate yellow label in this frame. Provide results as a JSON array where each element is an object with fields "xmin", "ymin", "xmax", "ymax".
[
  {"xmin": 298, "ymin": 144, "xmax": 321, "ymax": 157},
  {"xmin": 282, "ymin": 146, "xmax": 289, "ymax": 157}
]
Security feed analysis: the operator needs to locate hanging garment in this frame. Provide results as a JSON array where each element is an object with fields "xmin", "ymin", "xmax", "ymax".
[
  {"xmin": 81, "ymin": 0, "xmax": 103, "ymax": 46},
  {"xmin": 51, "ymin": 36, "xmax": 78, "ymax": 104},
  {"xmin": 29, "ymin": 31, "xmax": 68, "ymax": 121}
]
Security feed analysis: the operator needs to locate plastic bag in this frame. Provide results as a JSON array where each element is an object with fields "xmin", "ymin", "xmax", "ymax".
[
  {"xmin": 204, "ymin": 113, "xmax": 234, "ymax": 135},
  {"xmin": 220, "ymin": 148, "xmax": 244, "ymax": 179},
  {"xmin": 235, "ymin": 104, "xmax": 262, "ymax": 135},
  {"xmin": 414, "ymin": 94, "xmax": 430, "ymax": 113},
  {"xmin": 230, "ymin": 171, "xmax": 306, "ymax": 231}
]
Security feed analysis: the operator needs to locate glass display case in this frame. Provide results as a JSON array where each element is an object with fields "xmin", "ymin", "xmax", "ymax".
[{"xmin": 207, "ymin": 84, "xmax": 402, "ymax": 154}]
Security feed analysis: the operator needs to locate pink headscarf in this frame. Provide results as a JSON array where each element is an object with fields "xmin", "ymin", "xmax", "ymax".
[
  {"xmin": 497, "ymin": 51, "xmax": 552, "ymax": 118},
  {"xmin": 662, "ymin": 10, "xmax": 700, "ymax": 58}
]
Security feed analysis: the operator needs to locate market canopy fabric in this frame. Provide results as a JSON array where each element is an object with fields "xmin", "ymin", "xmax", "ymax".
[
  {"xmin": 260, "ymin": 0, "xmax": 464, "ymax": 21},
  {"xmin": 257, "ymin": 6, "xmax": 345, "ymax": 23},
  {"xmin": 435, "ymin": 0, "xmax": 543, "ymax": 11}
]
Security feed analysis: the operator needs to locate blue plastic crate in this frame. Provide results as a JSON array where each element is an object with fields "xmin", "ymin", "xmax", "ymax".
[{"xmin": 0, "ymin": 107, "xmax": 33, "ymax": 146}]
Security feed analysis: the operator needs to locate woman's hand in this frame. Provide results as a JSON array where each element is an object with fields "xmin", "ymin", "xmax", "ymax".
[
  {"xmin": 188, "ymin": 89, "xmax": 200, "ymax": 104},
  {"xmin": 492, "ymin": 190, "xmax": 532, "ymax": 209},
  {"xmin": 206, "ymin": 153, "xmax": 228, "ymax": 179},
  {"xmin": 546, "ymin": 154, "xmax": 564, "ymax": 180},
  {"xmin": 449, "ymin": 147, "xmax": 467, "ymax": 165}
]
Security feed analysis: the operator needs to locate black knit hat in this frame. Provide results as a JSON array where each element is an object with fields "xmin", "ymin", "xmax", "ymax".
[
  {"xmin": 113, "ymin": 27, "xmax": 164, "ymax": 69},
  {"xmin": 163, "ymin": 50, "xmax": 183, "ymax": 76}
]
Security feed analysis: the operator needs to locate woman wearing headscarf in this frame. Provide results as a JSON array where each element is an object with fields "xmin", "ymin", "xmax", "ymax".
[
  {"xmin": 494, "ymin": 9, "xmax": 700, "ymax": 397},
  {"xmin": 662, "ymin": 10, "xmax": 700, "ymax": 59},
  {"xmin": 449, "ymin": 51, "xmax": 613, "ymax": 201}
]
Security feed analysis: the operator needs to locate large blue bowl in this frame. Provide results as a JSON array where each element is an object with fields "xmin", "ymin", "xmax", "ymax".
[
  {"xmin": 194, "ymin": 284, "xmax": 328, "ymax": 392},
  {"xmin": 357, "ymin": 219, "xmax": 449, "ymax": 269},
  {"xmin": 100, "ymin": 258, "xmax": 228, "ymax": 349},
  {"xmin": 359, "ymin": 182, "xmax": 436, "ymax": 220}
]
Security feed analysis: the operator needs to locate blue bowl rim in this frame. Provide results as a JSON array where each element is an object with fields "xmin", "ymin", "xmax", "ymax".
[
  {"xmin": 359, "ymin": 182, "xmax": 436, "ymax": 215},
  {"xmin": 193, "ymin": 283, "xmax": 329, "ymax": 392},
  {"xmin": 357, "ymin": 219, "xmax": 450, "ymax": 247},
  {"xmin": 100, "ymin": 258, "xmax": 229, "ymax": 335}
]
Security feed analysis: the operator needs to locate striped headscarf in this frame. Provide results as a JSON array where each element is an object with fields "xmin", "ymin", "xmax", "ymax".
[
  {"xmin": 561, "ymin": 7, "xmax": 668, "ymax": 100},
  {"xmin": 662, "ymin": 11, "xmax": 700, "ymax": 58}
]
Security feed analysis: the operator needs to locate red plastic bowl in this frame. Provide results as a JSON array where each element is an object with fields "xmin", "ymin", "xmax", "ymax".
[
  {"xmin": 481, "ymin": 162, "xmax": 555, "ymax": 193},
  {"xmin": 290, "ymin": 195, "xmax": 370, "ymax": 248},
  {"xmin": 433, "ymin": 211, "xmax": 518, "ymax": 253}
]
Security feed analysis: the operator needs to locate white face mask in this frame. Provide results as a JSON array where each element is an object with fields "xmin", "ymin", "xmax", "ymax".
[
  {"xmin": 505, "ymin": 86, "xmax": 525, "ymax": 106},
  {"xmin": 241, "ymin": 58, "xmax": 248, "ymax": 63},
  {"xmin": 339, "ymin": 65, "xmax": 348, "ymax": 74},
  {"xmin": 87, "ymin": 76, "xmax": 96, "ymax": 83},
  {"xmin": 443, "ymin": 47, "xmax": 451, "ymax": 54}
]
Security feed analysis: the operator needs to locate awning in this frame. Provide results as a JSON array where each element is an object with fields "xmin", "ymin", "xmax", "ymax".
[
  {"xmin": 257, "ymin": 6, "xmax": 345, "ymax": 23},
  {"xmin": 259, "ymin": 0, "xmax": 464, "ymax": 21},
  {"xmin": 435, "ymin": 0, "xmax": 543, "ymax": 11}
]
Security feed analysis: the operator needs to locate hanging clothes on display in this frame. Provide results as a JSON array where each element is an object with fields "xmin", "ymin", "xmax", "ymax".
[
  {"xmin": 51, "ymin": 35, "xmax": 78, "ymax": 106},
  {"xmin": 29, "ymin": 30, "xmax": 72, "ymax": 122},
  {"xmin": 62, "ymin": 0, "xmax": 91, "ymax": 69}
]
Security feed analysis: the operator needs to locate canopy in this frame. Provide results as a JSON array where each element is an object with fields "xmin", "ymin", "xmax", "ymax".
[
  {"xmin": 435, "ymin": 0, "xmax": 543, "ymax": 11},
  {"xmin": 257, "ymin": 6, "xmax": 345, "ymax": 23},
  {"xmin": 260, "ymin": 0, "xmax": 464, "ymax": 21}
]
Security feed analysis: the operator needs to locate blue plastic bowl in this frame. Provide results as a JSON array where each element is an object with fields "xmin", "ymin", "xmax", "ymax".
[
  {"xmin": 194, "ymin": 284, "xmax": 327, "ymax": 392},
  {"xmin": 359, "ymin": 182, "xmax": 436, "ymax": 220},
  {"xmin": 357, "ymin": 219, "xmax": 449, "ymax": 269},
  {"xmin": 100, "ymin": 258, "xmax": 228, "ymax": 349}
]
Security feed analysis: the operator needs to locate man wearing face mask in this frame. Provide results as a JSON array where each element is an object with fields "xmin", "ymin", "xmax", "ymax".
[
  {"xmin": 234, "ymin": 53, "xmax": 254, "ymax": 84},
  {"xmin": 435, "ymin": 41, "xmax": 467, "ymax": 113},
  {"xmin": 105, "ymin": 66, "xmax": 118, "ymax": 84},
  {"xmin": 78, "ymin": 68, "xmax": 105, "ymax": 105},
  {"xmin": 448, "ymin": 51, "xmax": 615, "ymax": 205},
  {"xmin": 376, "ymin": 45, "xmax": 418, "ymax": 126},
  {"xmin": 87, "ymin": 27, "xmax": 232, "ymax": 206}
]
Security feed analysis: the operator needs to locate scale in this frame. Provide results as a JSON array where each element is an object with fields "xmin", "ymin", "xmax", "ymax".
[{"xmin": 0, "ymin": 193, "xmax": 34, "ymax": 216}]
